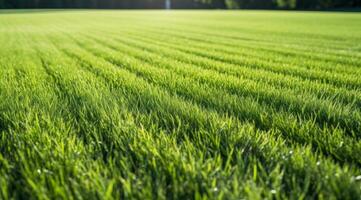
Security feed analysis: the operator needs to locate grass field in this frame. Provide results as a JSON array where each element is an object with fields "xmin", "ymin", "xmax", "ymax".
[{"xmin": 0, "ymin": 10, "xmax": 361, "ymax": 199}]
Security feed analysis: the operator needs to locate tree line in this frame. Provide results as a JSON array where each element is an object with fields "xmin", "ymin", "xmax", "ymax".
[{"xmin": 0, "ymin": 0, "xmax": 360, "ymax": 10}]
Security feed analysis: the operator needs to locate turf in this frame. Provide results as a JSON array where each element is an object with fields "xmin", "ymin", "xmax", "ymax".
[{"xmin": 0, "ymin": 10, "xmax": 361, "ymax": 199}]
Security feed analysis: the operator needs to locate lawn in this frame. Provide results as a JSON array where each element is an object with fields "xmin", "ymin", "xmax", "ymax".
[{"xmin": 0, "ymin": 10, "xmax": 361, "ymax": 199}]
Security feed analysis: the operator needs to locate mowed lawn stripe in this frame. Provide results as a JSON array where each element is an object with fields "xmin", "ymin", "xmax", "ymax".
[
  {"xmin": 0, "ymin": 34, "xmax": 100, "ymax": 199},
  {"xmin": 100, "ymin": 30, "xmax": 361, "ymax": 108},
  {"xmin": 118, "ymin": 30, "xmax": 361, "ymax": 90},
  {"xmin": 160, "ymin": 26, "xmax": 361, "ymax": 60},
  {"xmin": 94, "ymin": 28, "xmax": 361, "ymax": 96},
  {"xmin": 81, "ymin": 30, "xmax": 361, "ymax": 135},
  {"xmin": 118, "ymin": 25, "xmax": 361, "ymax": 73},
  {"xmin": 56, "ymin": 33, "xmax": 361, "ymax": 166},
  {"xmin": 107, "ymin": 15, "xmax": 361, "ymax": 59}
]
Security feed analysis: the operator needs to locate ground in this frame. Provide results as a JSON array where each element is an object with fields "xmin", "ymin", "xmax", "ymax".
[{"xmin": 0, "ymin": 10, "xmax": 361, "ymax": 199}]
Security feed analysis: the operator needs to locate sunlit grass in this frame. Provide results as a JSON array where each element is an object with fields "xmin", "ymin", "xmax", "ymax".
[{"xmin": 0, "ymin": 10, "xmax": 361, "ymax": 199}]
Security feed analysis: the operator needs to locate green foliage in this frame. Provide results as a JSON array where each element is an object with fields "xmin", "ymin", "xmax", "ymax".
[
  {"xmin": 0, "ymin": 10, "xmax": 361, "ymax": 199},
  {"xmin": 276, "ymin": 0, "xmax": 296, "ymax": 9}
]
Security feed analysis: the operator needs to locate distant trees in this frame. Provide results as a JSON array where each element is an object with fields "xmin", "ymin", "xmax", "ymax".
[
  {"xmin": 235, "ymin": 0, "xmax": 275, "ymax": 9},
  {"xmin": 295, "ymin": 0, "xmax": 361, "ymax": 9},
  {"xmin": 276, "ymin": 0, "xmax": 297, "ymax": 9},
  {"xmin": 0, "ymin": 0, "xmax": 360, "ymax": 9}
]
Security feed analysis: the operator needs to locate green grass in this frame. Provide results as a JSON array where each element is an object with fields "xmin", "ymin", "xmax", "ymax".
[{"xmin": 0, "ymin": 9, "xmax": 361, "ymax": 199}]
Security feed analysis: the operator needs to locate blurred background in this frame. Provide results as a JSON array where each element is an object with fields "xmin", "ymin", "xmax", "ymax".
[{"xmin": 0, "ymin": 0, "xmax": 360, "ymax": 10}]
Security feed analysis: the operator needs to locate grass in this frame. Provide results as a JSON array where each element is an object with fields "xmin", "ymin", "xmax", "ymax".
[{"xmin": 0, "ymin": 9, "xmax": 361, "ymax": 199}]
